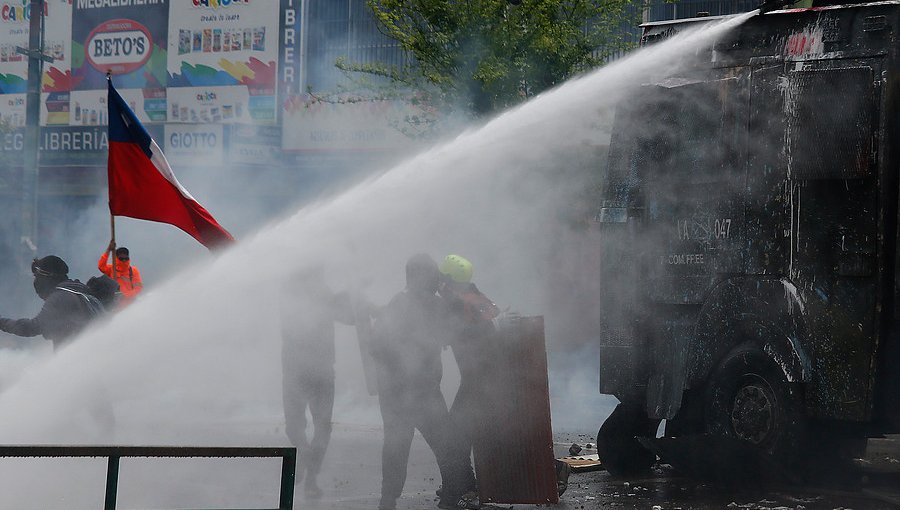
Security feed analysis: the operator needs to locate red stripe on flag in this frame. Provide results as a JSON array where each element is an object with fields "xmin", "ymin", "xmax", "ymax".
[{"xmin": 108, "ymin": 142, "xmax": 234, "ymax": 249}]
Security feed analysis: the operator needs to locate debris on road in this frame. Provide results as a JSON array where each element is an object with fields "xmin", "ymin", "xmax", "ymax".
[{"xmin": 558, "ymin": 453, "xmax": 603, "ymax": 473}]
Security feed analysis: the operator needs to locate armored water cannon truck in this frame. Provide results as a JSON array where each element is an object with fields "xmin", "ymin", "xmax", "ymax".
[{"xmin": 595, "ymin": 0, "xmax": 900, "ymax": 477}]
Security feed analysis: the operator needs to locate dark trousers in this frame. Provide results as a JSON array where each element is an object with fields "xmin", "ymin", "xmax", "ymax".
[
  {"xmin": 448, "ymin": 345, "xmax": 487, "ymax": 491},
  {"xmin": 448, "ymin": 382, "xmax": 481, "ymax": 482},
  {"xmin": 378, "ymin": 385, "xmax": 471, "ymax": 507},
  {"xmin": 282, "ymin": 367, "xmax": 335, "ymax": 478}
]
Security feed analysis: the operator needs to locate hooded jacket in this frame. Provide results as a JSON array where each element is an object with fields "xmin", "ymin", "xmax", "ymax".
[
  {"xmin": 371, "ymin": 288, "xmax": 453, "ymax": 396},
  {"xmin": 98, "ymin": 251, "xmax": 143, "ymax": 304},
  {"xmin": 0, "ymin": 279, "xmax": 99, "ymax": 350}
]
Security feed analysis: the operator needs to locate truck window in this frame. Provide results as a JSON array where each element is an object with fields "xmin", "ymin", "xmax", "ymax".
[
  {"xmin": 787, "ymin": 67, "xmax": 875, "ymax": 180},
  {"xmin": 655, "ymin": 82, "xmax": 728, "ymax": 182},
  {"xmin": 638, "ymin": 78, "xmax": 743, "ymax": 188},
  {"xmin": 601, "ymin": 77, "xmax": 742, "ymax": 213}
]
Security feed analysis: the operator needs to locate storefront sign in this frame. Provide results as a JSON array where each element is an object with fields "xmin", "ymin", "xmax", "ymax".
[
  {"xmin": 278, "ymin": 0, "xmax": 301, "ymax": 123},
  {"xmin": 0, "ymin": 124, "xmax": 163, "ymax": 166},
  {"xmin": 163, "ymin": 122, "xmax": 223, "ymax": 165},
  {"xmin": 227, "ymin": 123, "xmax": 279, "ymax": 165},
  {"xmin": 167, "ymin": 0, "xmax": 278, "ymax": 123},
  {"xmin": 282, "ymin": 95, "xmax": 425, "ymax": 152},
  {"xmin": 0, "ymin": 0, "xmax": 72, "ymax": 125},
  {"xmin": 72, "ymin": 0, "xmax": 169, "ymax": 111}
]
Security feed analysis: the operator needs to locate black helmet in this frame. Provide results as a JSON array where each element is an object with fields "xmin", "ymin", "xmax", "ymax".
[
  {"xmin": 31, "ymin": 255, "xmax": 69, "ymax": 279},
  {"xmin": 405, "ymin": 253, "xmax": 439, "ymax": 295}
]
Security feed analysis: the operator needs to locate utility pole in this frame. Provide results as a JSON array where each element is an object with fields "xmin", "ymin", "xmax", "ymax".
[{"xmin": 18, "ymin": 0, "xmax": 49, "ymax": 268}]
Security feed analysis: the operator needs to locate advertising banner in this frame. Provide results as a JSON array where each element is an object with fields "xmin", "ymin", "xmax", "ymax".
[
  {"xmin": 0, "ymin": 93, "xmax": 24, "ymax": 127},
  {"xmin": 40, "ymin": 124, "xmax": 113, "ymax": 165},
  {"xmin": 161, "ymin": 123, "xmax": 279, "ymax": 167},
  {"xmin": 72, "ymin": 0, "xmax": 168, "ymax": 121},
  {"xmin": 227, "ymin": 123, "xmax": 279, "ymax": 165},
  {"xmin": 0, "ymin": 125, "xmax": 22, "ymax": 155},
  {"xmin": 1, "ymin": 91, "xmax": 72, "ymax": 127},
  {"xmin": 0, "ymin": 124, "xmax": 164, "ymax": 166},
  {"xmin": 163, "ymin": 122, "xmax": 223, "ymax": 166},
  {"xmin": 70, "ymin": 85, "xmax": 165, "ymax": 125},
  {"xmin": 167, "ymin": 0, "xmax": 278, "ymax": 124},
  {"xmin": 282, "ymin": 95, "xmax": 425, "ymax": 153},
  {"xmin": 0, "ymin": 0, "xmax": 72, "ymax": 125}
]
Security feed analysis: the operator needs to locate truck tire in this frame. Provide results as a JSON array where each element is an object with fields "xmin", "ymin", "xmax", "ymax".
[
  {"xmin": 705, "ymin": 344, "xmax": 807, "ymax": 468},
  {"xmin": 596, "ymin": 402, "xmax": 657, "ymax": 476}
]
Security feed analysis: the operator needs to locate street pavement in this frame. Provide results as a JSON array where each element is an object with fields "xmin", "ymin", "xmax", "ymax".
[
  {"xmin": 19, "ymin": 422, "xmax": 890, "ymax": 510},
  {"xmin": 232, "ymin": 424, "xmax": 900, "ymax": 510},
  {"xmin": 286, "ymin": 427, "xmax": 900, "ymax": 510}
]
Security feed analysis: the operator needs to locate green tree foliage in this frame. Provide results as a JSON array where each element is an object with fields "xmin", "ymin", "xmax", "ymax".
[{"xmin": 363, "ymin": 0, "xmax": 639, "ymax": 116}]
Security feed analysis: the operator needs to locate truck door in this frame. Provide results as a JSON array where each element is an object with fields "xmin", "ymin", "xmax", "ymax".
[
  {"xmin": 641, "ymin": 76, "xmax": 748, "ymax": 419},
  {"xmin": 785, "ymin": 59, "xmax": 880, "ymax": 421},
  {"xmin": 597, "ymin": 75, "xmax": 748, "ymax": 416}
]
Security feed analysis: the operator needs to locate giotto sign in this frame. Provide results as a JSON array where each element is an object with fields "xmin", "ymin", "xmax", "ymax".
[
  {"xmin": 86, "ymin": 19, "xmax": 152, "ymax": 74},
  {"xmin": 164, "ymin": 123, "xmax": 224, "ymax": 165}
]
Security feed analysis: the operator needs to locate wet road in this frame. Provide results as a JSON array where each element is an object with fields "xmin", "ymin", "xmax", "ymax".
[
  {"xmin": 39, "ymin": 421, "xmax": 891, "ymax": 510},
  {"xmin": 554, "ymin": 464, "xmax": 899, "ymax": 510},
  {"xmin": 549, "ymin": 468, "xmax": 897, "ymax": 510},
  {"xmin": 550, "ymin": 432, "xmax": 900, "ymax": 510},
  {"xmin": 293, "ymin": 427, "xmax": 900, "ymax": 510}
]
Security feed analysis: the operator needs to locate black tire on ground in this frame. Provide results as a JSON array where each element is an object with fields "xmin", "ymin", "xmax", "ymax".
[
  {"xmin": 705, "ymin": 344, "xmax": 807, "ymax": 468},
  {"xmin": 596, "ymin": 402, "xmax": 657, "ymax": 477}
]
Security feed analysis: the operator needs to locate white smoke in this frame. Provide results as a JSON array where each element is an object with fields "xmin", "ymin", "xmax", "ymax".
[{"xmin": 0, "ymin": 13, "xmax": 754, "ymax": 508}]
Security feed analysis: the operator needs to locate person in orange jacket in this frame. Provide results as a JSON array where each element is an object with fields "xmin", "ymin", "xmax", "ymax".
[{"xmin": 98, "ymin": 241, "xmax": 143, "ymax": 306}]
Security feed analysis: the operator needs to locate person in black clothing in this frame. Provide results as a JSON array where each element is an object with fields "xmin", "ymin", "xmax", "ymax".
[
  {"xmin": 280, "ymin": 266, "xmax": 356, "ymax": 499},
  {"xmin": 0, "ymin": 255, "xmax": 100, "ymax": 350},
  {"xmin": 371, "ymin": 254, "xmax": 476, "ymax": 510},
  {"xmin": 0, "ymin": 255, "xmax": 114, "ymax": 436}
]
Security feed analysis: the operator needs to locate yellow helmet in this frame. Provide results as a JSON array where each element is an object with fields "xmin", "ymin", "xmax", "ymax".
[{"xmin": 439, "ymin": 254, "xmax": 473, "ymax": 283}]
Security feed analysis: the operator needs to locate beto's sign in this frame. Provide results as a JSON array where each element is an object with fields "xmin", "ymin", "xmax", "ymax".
[{"xmin": 85, "ymin": 19, "xmax": 152, "ymax": 74}]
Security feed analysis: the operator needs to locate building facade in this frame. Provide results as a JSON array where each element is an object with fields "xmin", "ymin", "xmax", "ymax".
[{"xmin": 0, "ymin": 1, "xmax": 410, "ymax": 263}]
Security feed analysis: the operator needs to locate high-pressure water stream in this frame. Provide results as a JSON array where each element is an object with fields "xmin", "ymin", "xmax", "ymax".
[{"xmin": 0, "ymin": 11, "xmax": 756, "ymax": 508}]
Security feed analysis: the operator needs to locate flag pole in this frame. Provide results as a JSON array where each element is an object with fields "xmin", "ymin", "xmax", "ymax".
[
  {"xmin": 110, "ymin": 214, "xmax": 117, "ymax": 281},
  {"xmin": 106, "ymin": 70, "xmax": 117, "ymax": 281}
]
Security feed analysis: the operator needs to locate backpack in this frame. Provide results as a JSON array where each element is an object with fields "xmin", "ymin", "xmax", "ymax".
[
  {"xmin": 56, "ymin": 284, "xmax": 106, "ymax": 318},
  {"xmin": 87, "ymin": 275, "xmax": 121, "ymax": 310}
]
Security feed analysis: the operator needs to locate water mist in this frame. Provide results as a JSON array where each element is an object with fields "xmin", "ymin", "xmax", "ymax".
[{"xmin": 0, "ymin": 12, "xmax": 756, "ymax": 508}]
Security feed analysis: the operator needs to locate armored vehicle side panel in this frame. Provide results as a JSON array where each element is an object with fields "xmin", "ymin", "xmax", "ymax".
[{"xmin": 596, "ymin": 2, "xmax": 900, "ymax": 473}]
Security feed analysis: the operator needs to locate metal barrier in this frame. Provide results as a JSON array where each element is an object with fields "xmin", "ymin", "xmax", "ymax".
[{"xmin": 0, "ymin": 445, "xmax": 296, "ymax": 510}]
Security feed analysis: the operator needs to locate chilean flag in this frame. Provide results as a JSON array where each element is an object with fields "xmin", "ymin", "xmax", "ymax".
[{"xmin": 107, "ymin": 80, "xmax": 234, "ymax": 249}]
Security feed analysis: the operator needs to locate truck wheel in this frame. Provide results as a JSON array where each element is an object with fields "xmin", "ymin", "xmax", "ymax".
[
  {"xmin": 596, "ymin": 402, "xmax": 657, "ymax": 476},
  {"xmin": 705, "ymin": 345, "xmax": 806, "ymax": 467}
]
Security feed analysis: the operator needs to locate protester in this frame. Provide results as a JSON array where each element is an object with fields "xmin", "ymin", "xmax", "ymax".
[
  {"xmin": 438, "ymin": 254, "xmax": 571, "ymax": 498},
  {"xmin": 371, "ymin": 253, "xmax": 478, "ymax": 510},
  {"xmin": 0, "ymin": 255, "xmax": 103, "ymax": 350},
  {"xmin": 438, "ymin": 254, "xmax": 499, "ymax": 491},
  {"xmin": 280, "ymin": 266, "xmax": 357, "ymax": 499},
  {"xmin": 87, "ymin": 274, "xmax": 121, "ymax": 312},
  {"xmin": 98, "ymin": 242, "xmax": 143, "ymax": 307},
  {"xmin": 0, "ymin": 255, "xmax": 116, "ymax": 435}
]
